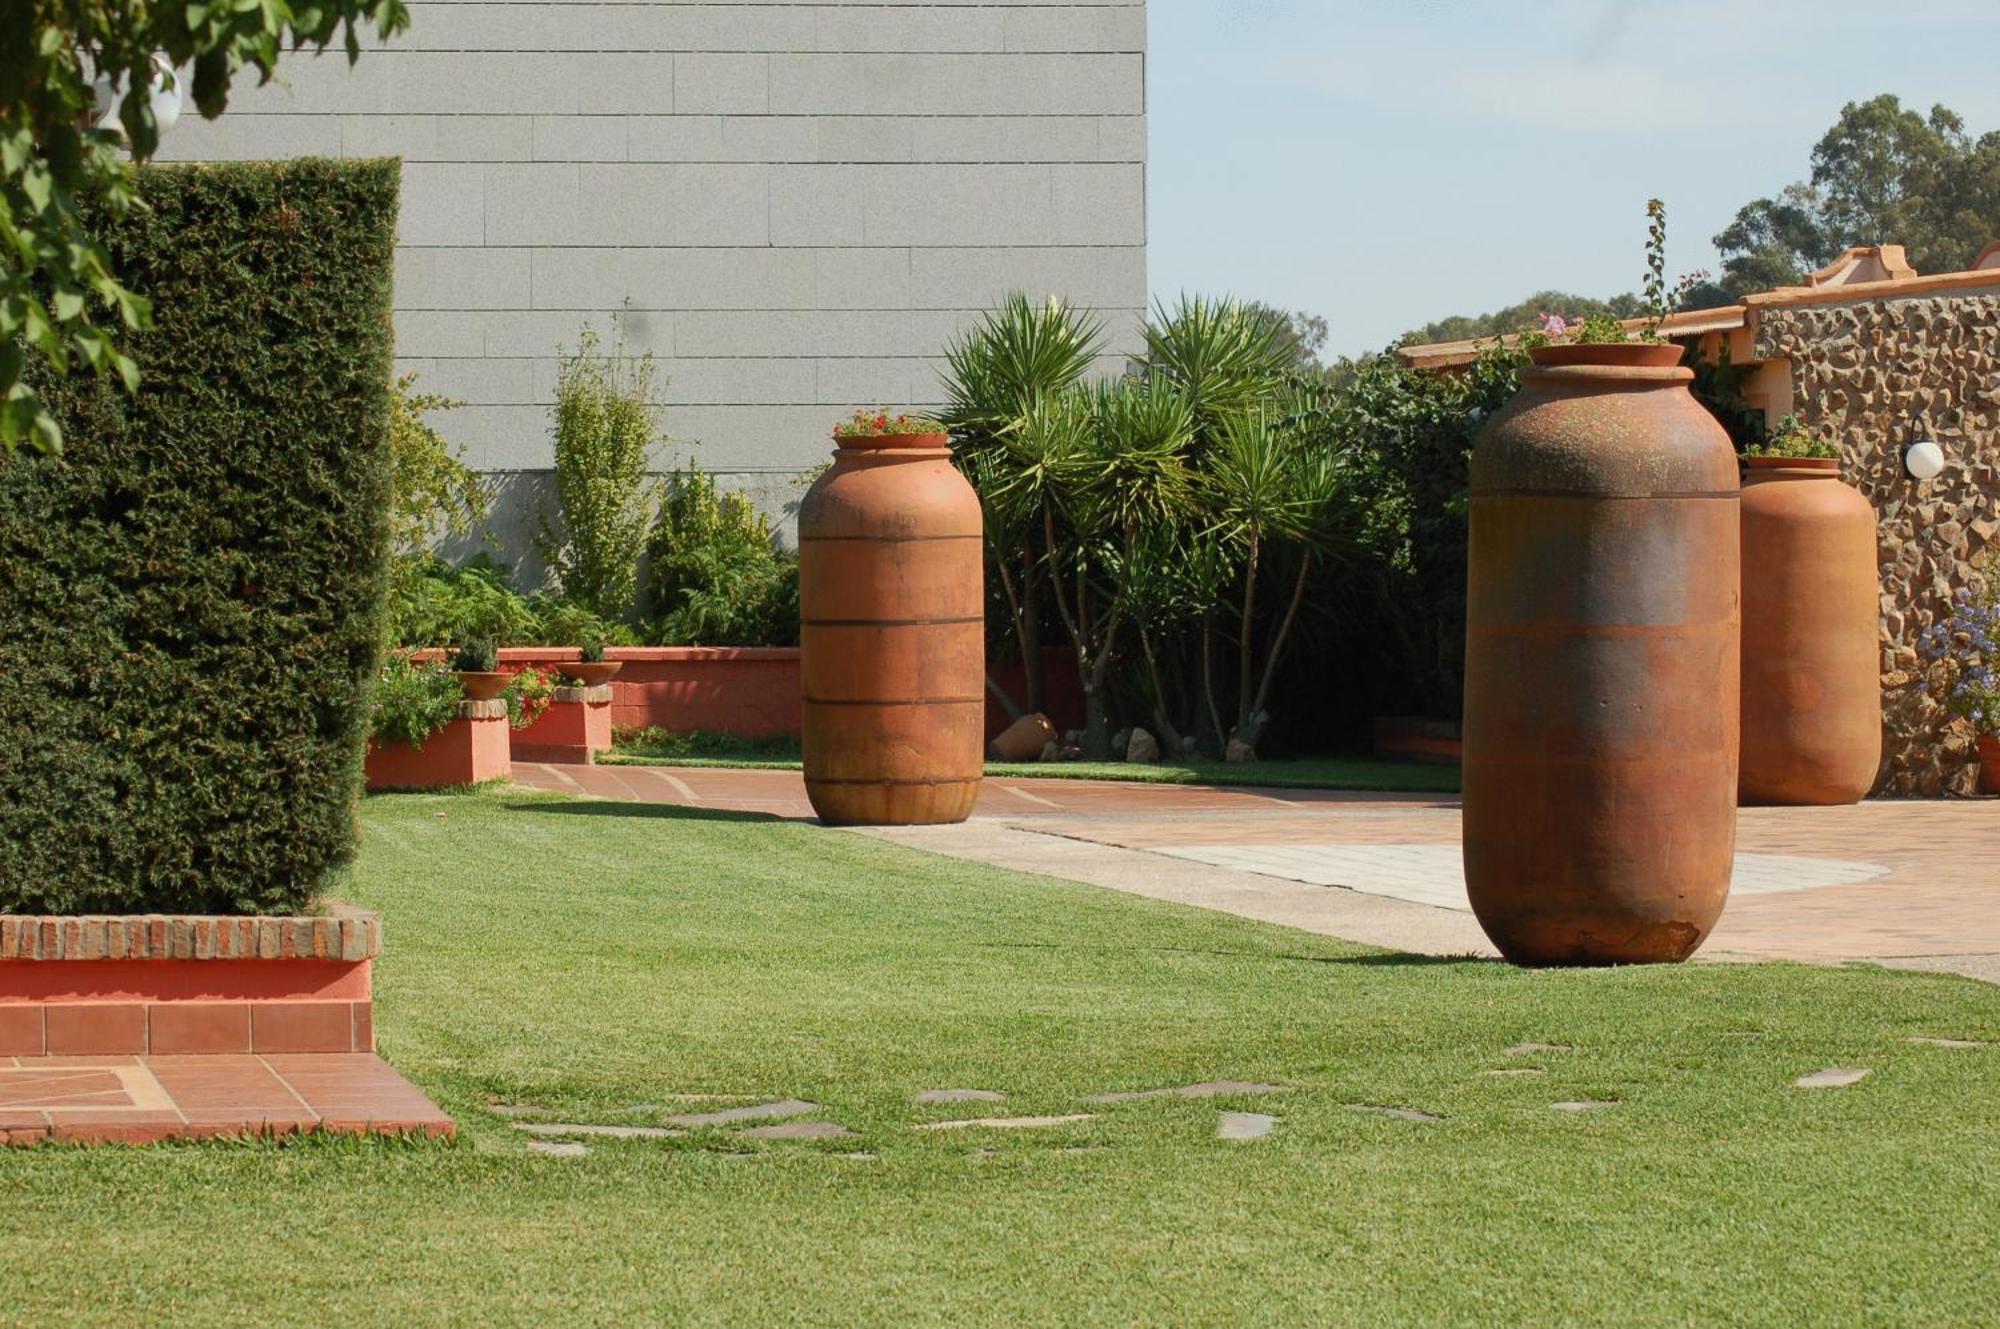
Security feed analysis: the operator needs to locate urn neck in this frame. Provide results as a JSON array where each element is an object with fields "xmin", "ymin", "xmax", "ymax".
[{"xmin": 1742, "ymin": 457, "xmax": 1841, "ymax": 482}]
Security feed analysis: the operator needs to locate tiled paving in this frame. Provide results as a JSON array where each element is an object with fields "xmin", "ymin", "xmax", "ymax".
[
  {"xmin": 512, "ymin": 763, "xmax": 1999, "ymax": 973},
  {"xmin": 0, "ymin": 1053, "xmax": 453, "ymax": 1145}
]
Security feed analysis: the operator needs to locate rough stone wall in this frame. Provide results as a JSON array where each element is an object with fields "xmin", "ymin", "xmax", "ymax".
[{"xmin": 1756, "ymin": 292, "xmax": 2000, "ymax": 795}]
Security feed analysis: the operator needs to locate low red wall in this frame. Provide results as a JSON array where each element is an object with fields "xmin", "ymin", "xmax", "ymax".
[{"xmin": 491, "ymin": 646, "xmax": 1085, "ymax": 743}]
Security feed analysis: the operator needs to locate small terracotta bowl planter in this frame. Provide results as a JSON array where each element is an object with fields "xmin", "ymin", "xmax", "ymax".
[
  {"xmin": 455, "ymin": 670, "xmax": 509, "ymax": 701},
  {"xmin": 564, "ymin": 661, "xmax": 623, "ymax": 688}
]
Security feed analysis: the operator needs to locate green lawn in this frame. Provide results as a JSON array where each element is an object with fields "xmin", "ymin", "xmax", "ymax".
[
  {"xmin": 3, "ymin": 787, "xmax": 1995, "ymax": 1324},
  {"xmin": 606, "ymin": 732, "xmax": 1461, "ymax": 793}
]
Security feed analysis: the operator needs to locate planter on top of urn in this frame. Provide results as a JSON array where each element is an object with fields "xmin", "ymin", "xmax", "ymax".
[
  {"xmin": 1737, "ymin": 416, "xmax": 1882, "ymax": 805},
  {"xmin": 452, "ymin": 636, "xmax": 510, "ymax": 701},
  {"xmin": 1919, "ymin": 556, "xmax": 2000, "ymax": 795},
  {"xmin": 798, "ymin": 410, "xmax": 984, "ymax": 826},
  {"xmin": 1463, "ymin": 204, "xmax": 1740, "ymax": 967}
]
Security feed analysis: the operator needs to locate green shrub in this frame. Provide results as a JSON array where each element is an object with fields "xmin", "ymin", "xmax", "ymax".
[
  {"xmin": 537, "ymin": 322, "xmax": 660, "ymax": 622},
  {"xmin": 645, "ymin": 466, "xmax": 799, "ymax": 647},
  {"xmin": 371, "ymin": 653, "xmax": 463, "ymax": 747},
  {"xmin": 385, "ymin": 555, "xmax": 635, "ymax": 649},
  {"xmin": 389, "ymin": 371, "xmax": 489, "ymax": 557},
  {"xmin": 0, "ymin": 159, "xmax": 397, "ymax": 914},
  {"xmin": 451, "ymin": 637, "xmax": 498, "ymax": 673}
]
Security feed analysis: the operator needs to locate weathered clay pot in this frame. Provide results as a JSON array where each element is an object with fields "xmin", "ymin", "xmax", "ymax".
[
  {"xmin": 798, "ymin": 431, "xmax": 984, "ymax": 825},
  {"xmin": 1739, "ymin": 457, "xmax": 1881, "ymax": 804},
  {"xmin": 455, "ymin": 670, "xmax": 508, "ymax": 702},
  {"xmin": 564, "ymin": 660, "xmax": 624, "ymax": 688},
  {"xmin": 1978, "ymin": 733, "xmax": 2000, "ymax": 795},
  {"xmin": 1463, "ymin": 342, "xmax": 1740, "ymax": 966},
  {"xmin": 989, "ymin": 712, "xmax": 1056, "ymax": 762}
]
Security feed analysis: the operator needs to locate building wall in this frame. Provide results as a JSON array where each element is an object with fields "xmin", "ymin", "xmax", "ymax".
[
  {"xmin": 159, "ymin": 0, "xmax": 1147, "ymax": 570},
  {"xmin": 1755, "ymin": 291, "xmax": 2000, "ymax": 795}
]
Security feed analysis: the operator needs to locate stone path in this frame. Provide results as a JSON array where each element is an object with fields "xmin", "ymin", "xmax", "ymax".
[{"xmin": 513, "ymin": 763, "xmax": 1999, "ymax": 978}]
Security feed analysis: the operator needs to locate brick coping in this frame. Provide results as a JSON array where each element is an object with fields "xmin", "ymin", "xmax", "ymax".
[{"xmin": 0, "ymin": 903, "xmax": 379, "ymax": 963}]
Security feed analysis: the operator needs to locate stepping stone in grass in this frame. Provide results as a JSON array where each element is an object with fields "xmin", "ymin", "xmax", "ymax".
[
  {"xmin": 916, "ymin": 1114, "xmax": 1096, "ymax": 1132},
  {"xmin": 1505, "ymin": 1042, "xmax": 1572, "ymax": 1056},
  {"xmin": 1084, "ymin": 1081, "xmax": 1285, "ymax": 1104},
  {"xmin": 1483, "ymin": 1068, "xmax": 1544, "ymax": 1077},
  {"xmin": 488, "ymin": 1104, "xmax": 554, "ymax": 1118},
  {"xmin": 665, "ymin": 1099, "xmax": 818, "ymax": 1128},
  {"xmin": 1218, "ymin": 1112, "xmax": 1277, "ymax": 1141},
  {"xmin": 1551, "ymin": 1100, "xmax": 1618, "ymax": 1112},
  {"xmin": 840, "ymin": 1152, "xmax": 877, "ymax": 1162},
  {"xmin": 1794, "ymin": 1067, "xmax": 1870, "ymax": 1089},
  {"xmin": 1346, "ymin": 1104, "xmax": 1442, "ymax": 1123},
  {"xmin": 1905, "ymin": 1037, "xmax": 1988, "ymax": 1049},
  {"xmin": 914, "ymin": 1089, "xmax": 1006, "ymax": 1104},
  {"xmin": 527, "ymin": 1140, "xmax": 589, "ymax": 1158},
  {"xmin": 740, "ymin": 1121, "xmax": 856, "ymax": 1141},
  {"xmin": 514, "ymin": 1122, "xmax": 685, "ymax": 1140}
]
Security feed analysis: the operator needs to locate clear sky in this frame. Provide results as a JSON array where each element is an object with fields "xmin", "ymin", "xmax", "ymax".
[{"xmin": 1147, "ymin": 0, "xmax": 2000, "ymax": 356}]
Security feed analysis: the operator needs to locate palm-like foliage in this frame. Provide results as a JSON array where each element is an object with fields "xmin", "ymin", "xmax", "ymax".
[{"xmin": 1142, "ymin": 296, "xmax": 1293, "ymax": 444}]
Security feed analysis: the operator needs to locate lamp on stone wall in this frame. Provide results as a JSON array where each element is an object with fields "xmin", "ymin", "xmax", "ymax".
[
  {"xmin": 1903, "ymin": 437, "xmax": 1946, "ymax": 481},
  {"xmin": 91, "ymin": 54, "xmax": 182, "ymax": 141}
]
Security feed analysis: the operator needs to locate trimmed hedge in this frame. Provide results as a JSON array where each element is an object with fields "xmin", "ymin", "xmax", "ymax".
[{"xmin": 0, "ymin": 159, "xmax": 399, "ymax": 914}]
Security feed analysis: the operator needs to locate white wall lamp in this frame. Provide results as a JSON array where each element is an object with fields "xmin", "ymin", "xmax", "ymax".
[
  {"xmin": 1903, "ymin": 437, "xmax": 1947, "ymax": 482},
  {"xmin": 91, "ymin": 54, "xmax": 182, "ymax": 143}
]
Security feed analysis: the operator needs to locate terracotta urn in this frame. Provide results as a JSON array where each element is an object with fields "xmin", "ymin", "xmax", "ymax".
[
  {"xmin": 1738, "ymin": 456, "xmax": 1881, "ymax": 804},
  {"xmin": 989, "ymin": 712, "xmax": 1056, "ymax": 762},
  {"xmin": 797, "ymin": 431, "xmax": 984, "ymax": 825},
  {"xmin": 455, "ymin": 670, "xmax": 509, "ymax": 702},
  {"xmin": 1978, "ymin": 734, "xmax": 2000, "ymax": 795},
  {"xmin": 1463, "ymin": 342, "xmax": 1740, "ymax": 966},
  {"xmin": 565, "ymin": 661, "xmax": 623, "ymax": 688}
]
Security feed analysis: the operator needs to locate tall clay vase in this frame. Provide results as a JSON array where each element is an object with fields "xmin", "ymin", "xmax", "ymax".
[
  {"xmin": 1738, "ymin": 457, "xmax": 1882, "ymax": 804},
  {"xmin": 797, "ymin": 431, "xmax": 984, "ymax": 825},
  {"xmin": 1463, "ymin": 342, "xmax": 1740, "ymax": 966}
]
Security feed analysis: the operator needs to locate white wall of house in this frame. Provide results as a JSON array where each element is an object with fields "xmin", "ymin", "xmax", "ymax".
[{"xmin": 159, "ymin": 0, "xmax": 1147, "ymax": 567}]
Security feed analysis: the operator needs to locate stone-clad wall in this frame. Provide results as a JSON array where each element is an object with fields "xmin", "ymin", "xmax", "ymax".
[{"xmin": 1755, "ymin": 293, "xmax": 2000, "ymax": 794}]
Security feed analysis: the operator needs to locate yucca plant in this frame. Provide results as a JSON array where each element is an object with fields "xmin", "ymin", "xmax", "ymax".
[
  {"xmin": 940, "ymin": 295, "xmax": 1105, "ymax": 714},
  {"xmin": 1142, "ymin": 296, "xmax": 1294, "ymax": 450},
  {"xmin": 1206, "ymin": 399, "xmax": 1357, "ymax": 754}
]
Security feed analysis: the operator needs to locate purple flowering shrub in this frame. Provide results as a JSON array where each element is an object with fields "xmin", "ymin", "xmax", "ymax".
[{"xmin": 1919, "ymin": 569, "xmax": 2000, "ymax": 734}]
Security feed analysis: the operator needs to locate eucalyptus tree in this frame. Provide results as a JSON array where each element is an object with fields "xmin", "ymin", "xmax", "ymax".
[{"xmin": 940, "ymin": 294, "xmax": 1103, "ymax": 713}]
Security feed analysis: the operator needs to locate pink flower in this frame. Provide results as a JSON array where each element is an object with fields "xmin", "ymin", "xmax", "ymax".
[{"xmin": 1541, "ymin": 313, "xmax": 1570, "ymax": 336}]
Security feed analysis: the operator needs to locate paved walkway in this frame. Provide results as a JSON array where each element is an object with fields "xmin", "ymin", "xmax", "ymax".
[
  {"xmin": 0, "ymin": 1053, "xmax": 453, "ymax": 1145},
  {"xmin": 512, "ymin": 763, "xmax": 1999, "ymax": 980}
]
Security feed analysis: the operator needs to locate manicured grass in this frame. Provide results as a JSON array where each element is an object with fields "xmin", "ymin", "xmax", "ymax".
[
  {"xmin": 608, "ymin": 731, "xmax": 1460, "ymax": 793},
  {"xmin": 3, "ymin": 786, "xmax": 1995, "ymax": 1324}
]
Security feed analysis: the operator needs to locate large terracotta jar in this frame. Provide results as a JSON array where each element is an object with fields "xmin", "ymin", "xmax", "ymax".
[
  {"xmin": 1738, "ymin": 457, "xmax": 1882, "ymax": 804},
  {"xmin": 1463, "ymin": 343, "xmax": 1740, "ymax": 966},
  {"xmin": 797, "ymin": 430, "xmax": 984, "ymax": 825}
]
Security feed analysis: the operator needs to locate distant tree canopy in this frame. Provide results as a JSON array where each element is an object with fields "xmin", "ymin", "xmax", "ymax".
[
  {"xmin": 1402, "ymin": 94, "xmax": 2000, "ymax": 343},
  {"xmin": 1242, "ymin": 302, "xmax": 1331, "ymax": 370}
]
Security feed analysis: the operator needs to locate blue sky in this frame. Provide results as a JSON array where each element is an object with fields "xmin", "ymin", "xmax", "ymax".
[{"xmin": 1147, "ymin": 0, "xmax": 2000, "ymax": 355}]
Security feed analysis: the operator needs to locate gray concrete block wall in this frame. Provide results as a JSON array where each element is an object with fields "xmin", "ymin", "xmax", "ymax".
[{"xmin": 159, "ymin": 1, "xmax": 1147, "ymax": 570}]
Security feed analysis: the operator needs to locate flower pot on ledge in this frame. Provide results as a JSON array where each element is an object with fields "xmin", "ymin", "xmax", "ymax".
[
  {"xmin": 511, "ymin": 683, "xmax": 614, "ymax": 764},
  {"xmin": 365, "ymin": 698, "xmax": 511, "ymax": 790}
]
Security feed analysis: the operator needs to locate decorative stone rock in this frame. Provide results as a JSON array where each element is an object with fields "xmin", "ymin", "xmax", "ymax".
[
  {"xmin": 1124, "ymin": 727, "xmax": 1161, "ymax": 763},
  {"xmin": 527, "ymin": 1140, "xmax": 589, "ymax": 1157},
  {"xmin": 1224, "ymin": 738, "xmax": 1256, "ymax": 764},
  {"xmin": 1217, "ymin": 1112, "xmax": 1277, "ymax": 1140},
  {"xmin": 1084, "ymin": 1081, "xmax": 1284, "ymax": 1104},
  {"xmin": 915, "ymin": 1114, "xmax": 1095, "ymax": 1131},
  {"xmin": 914, "ymin": 1089, "xmax": 1006, "ymax": 1104},
  {"xmin": 1794, "ymin": 1067, "xmax": 1870, "ymax": 1088},
  {"xmin": 515, "ymin": 1123, "xmax": 684, "ymax": 1140},
  {"xmin": 1039, "ymin": 740, "xmax": 1061, "ymax": 763},
  {"xmin": 665, "ymin": 1098, "xmax": 817, "ymax": 1127},
  {"xmin": 741, "ymin": 1121, "xmax": 856, "ymax": 1141},
  {"xmin": 1346, "ymin": 1104, "xmax": 1441, "ymax": 1123}
]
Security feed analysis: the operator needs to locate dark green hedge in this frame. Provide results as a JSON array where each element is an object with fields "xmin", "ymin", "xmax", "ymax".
[{"xmin": 0, "ymin": 159, "xmax": 398, "ymax": 914}]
